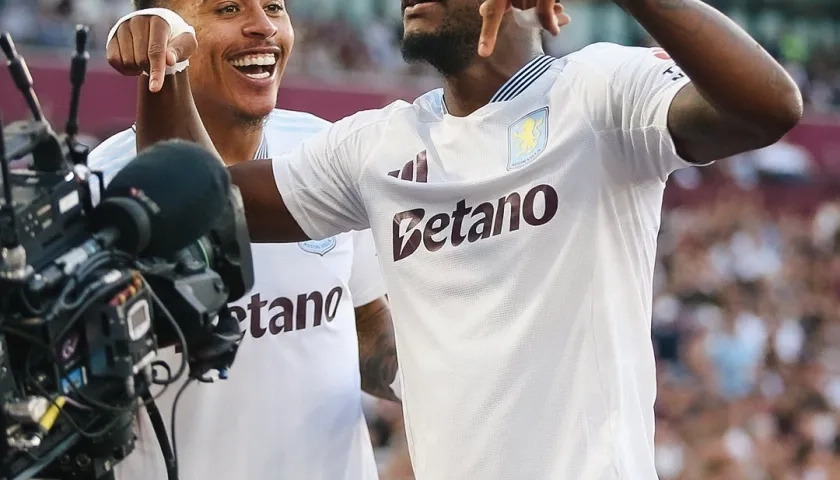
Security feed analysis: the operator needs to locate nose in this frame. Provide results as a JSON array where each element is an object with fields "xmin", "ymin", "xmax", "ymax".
[{"xmin": 242, "ymin": 9, "xmax": 278, "ymax": 39}]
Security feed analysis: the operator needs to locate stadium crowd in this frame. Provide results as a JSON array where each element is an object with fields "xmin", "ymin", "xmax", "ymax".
[
  {"xmin": 650, "ymin": 191, "xmax": 840, "ymax": 479},
  {"xmin": 2, "ymin": 0, "xmax": 840, "ymax": 112},
  {"xmin": 2, "ymin": 0, "xmax": 840, "ymax": 479}
]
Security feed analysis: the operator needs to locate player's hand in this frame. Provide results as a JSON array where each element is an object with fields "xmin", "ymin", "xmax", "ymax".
[
  {"xmin": 106, "ymin": 14, "xmax": 197, "ymax": 92},
  {"xmin": 479, "ymin": 0, "xmax": 571, "ymax": 57}
]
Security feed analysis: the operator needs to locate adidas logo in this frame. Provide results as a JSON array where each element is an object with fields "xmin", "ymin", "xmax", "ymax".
[{"xmin": 387, "ymin": 151, "xmax": 428, "ymax": 183}]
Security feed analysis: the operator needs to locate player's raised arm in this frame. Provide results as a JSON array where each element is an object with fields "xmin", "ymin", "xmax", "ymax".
[
  {"xmin": 105, "ymin": 10, "xmax": 216, "ymax": 155},
  {"xmin": 613, "ymin": 0, "xmax": 802, "ymax": 164},
  {"xmin": 104, "ymin": 9, "xmax": 349, "ymax": 245},
  {"xmin": 134, "ymin": 71, "xmax": 219, "ymax": 156}
]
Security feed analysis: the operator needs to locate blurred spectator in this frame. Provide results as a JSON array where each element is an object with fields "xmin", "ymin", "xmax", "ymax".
[
  {"xmin": 7, "ymin": 0, "xmax": 839, "ymax": 111},
  {"xmin": 647, "ymin": 190, "xmax": 840, "ymax": 479},
  {"xmin": 728, "ymin": 137, "xmax": 816, "ymax": 188}
]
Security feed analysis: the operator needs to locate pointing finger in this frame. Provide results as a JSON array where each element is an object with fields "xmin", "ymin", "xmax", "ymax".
[
  {"xmin": 537, "ymin": 0, "xmax": 559, "ymax": 35},
  {"xmin": 478, "ymin": 0, "xmax": 508, "ymax": 57},
  {"xmin": 147, "ymin": 16, "xmax": 171, "ymax": 92}
]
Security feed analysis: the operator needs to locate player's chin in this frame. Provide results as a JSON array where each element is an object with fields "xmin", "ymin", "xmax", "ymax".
[{"xmin": 235, "ymin": 98, "xmax": 276, "ymax": 122}]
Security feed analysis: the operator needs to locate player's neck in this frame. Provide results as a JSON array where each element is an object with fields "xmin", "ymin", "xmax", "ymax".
[
  {"xmin": 442, "ymin": 37, "xmax": 543, "ymax": 117},
  {"xmin": 200, "ymin": 110, "xmax": 264, "ymax": 166}
]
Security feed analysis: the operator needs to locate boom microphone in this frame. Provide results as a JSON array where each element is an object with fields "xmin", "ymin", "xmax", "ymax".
[{"xmin": 95, "ymin": 140, "xmax": 230, "ymax": 257}]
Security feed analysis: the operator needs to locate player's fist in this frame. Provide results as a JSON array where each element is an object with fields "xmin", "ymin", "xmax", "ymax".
[
  {"xmin": 106, "ymin": 9, "xmax": 197, "ymax": 92},
  {"xmin": 479, "ymin": 0, "xmax": 571, "ymax": 57}
]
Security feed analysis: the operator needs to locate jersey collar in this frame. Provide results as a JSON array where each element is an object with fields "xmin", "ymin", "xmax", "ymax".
[
  {"xmin": 254, "ymin": 132, "xmax": 268, "ymax": 160},
  {"xmin": 490, "ymin": 54, "xmax": 556, "ymax": 103},
  {"xmin": 441, "ymin": 54, "xmax": 556, "ymax": 114},
  {"xmin": 130, "ymin": 124, "xmax": 268, "ymax": 160}
]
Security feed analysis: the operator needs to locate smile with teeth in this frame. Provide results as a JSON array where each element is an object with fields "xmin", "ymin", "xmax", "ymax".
[{"xmin": 229, "ymin": 53, "xmax": 277, "ymax": 80}]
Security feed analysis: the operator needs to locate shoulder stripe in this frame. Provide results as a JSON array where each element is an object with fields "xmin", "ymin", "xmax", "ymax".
[{"xmin": 490, "ymin": 55, "xmax": 556, "ymax": 103}]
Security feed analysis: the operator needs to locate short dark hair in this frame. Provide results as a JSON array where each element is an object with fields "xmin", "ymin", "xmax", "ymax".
[{"xmin": 133, "ymin": 0, "xmax": 160, "ymax": 9}]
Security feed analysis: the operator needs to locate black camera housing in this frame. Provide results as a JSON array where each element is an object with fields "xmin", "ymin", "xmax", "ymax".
[{"xmin": 0, "ymin": 28, "xmax": 253, "ymax": 480}]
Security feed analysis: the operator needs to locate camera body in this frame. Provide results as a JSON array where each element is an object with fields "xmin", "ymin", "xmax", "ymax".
[{"xmin": 0, "ymin": 28, "xmax": 253, "ymax": 480}]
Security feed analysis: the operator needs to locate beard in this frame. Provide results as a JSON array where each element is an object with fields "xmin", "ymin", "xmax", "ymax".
[
  {"xmin": 192, "ymin": 83, "xmax": 271, "ymax": 133},
  {"xmin": 400, "ymin": 2, "xmax": 483, "ymax": 77},
  {"xmin": 232, "ymin": 109, "xmax": 268, "ymax": 131}
]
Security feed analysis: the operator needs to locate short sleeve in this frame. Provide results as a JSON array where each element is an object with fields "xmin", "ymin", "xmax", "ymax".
[
  {"xmin": 272, "ymin": 108, "xmax": 393, "ymax": 240},
  {"xmin": 347, "ymin": 229, "xmax": 387, "ymax": 307},
  {"xmin": 569, "ymin": 43, "xmax": 695, "ymax": 183},
  {"xmin": 86, "ymin": 128, "xmax": 139, "ymax": 204}
]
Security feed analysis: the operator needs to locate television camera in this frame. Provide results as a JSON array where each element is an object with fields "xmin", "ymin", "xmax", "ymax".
[{"xmin": 0, "ymin": 27, "xmax": 254, "ymax": 480}]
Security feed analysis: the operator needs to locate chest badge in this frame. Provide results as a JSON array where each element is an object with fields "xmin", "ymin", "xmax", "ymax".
[
  {"xmin": 298, "ymin": 237, "xmax": 337, "ymax": 256},
  {"xmin": 508, "ymin": 107, "xmax": 549, "ymax": 170}
]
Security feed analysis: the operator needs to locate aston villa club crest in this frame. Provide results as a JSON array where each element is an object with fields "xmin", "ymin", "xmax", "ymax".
[
  {"xmin": 298, "ymin": 237, "xmax": 337, "ymax": 256},
  {"xmin": 507, "ymin": 107, "xmax": 549, "ymax": 170}
]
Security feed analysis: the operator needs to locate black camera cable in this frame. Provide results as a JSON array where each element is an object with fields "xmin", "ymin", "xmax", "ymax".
[{"xmin": 140, "ymin": 279, "xmax": 190, "ymax": 480}]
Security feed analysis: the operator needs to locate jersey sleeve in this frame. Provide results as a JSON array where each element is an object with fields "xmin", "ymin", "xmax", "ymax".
[
  {"xmin": 272, "ymin": 108, "xmax": 393, "ymax": 240},
  {"xmin": 86, "ymin": 128, "xmax": 139, "ymax": 204},
  {"xmin": 570, "ymin": 43, "xmax": 697, "ymax": 183},
  {"xmin": 347, "ymin": 229, "xmax": 387, "ymax": 308}
]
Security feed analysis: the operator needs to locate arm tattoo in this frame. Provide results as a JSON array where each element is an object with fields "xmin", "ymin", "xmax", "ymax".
[{"xmin": 355, "ymin": 299, "xmax": 400, "ymax": 402}]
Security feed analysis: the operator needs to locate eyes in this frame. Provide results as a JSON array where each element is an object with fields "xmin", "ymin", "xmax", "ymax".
[
  {"xmin": 265, "ymin": 2, "xmax": 285, "ymax": 14},
  {"xmin": 216, "ymin": 1, "xmax": 285, "ymax": 16}
]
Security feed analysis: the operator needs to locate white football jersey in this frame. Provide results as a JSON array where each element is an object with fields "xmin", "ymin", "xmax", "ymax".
[
  {"xmin": 87, "ymin": 110, "xmax": 385, "ymax": 480},
  {"xmin": 271, "ymin": 43, "xmax": 698, "ymax": 480}
]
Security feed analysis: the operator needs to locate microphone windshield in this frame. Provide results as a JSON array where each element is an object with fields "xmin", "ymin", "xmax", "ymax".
[{"xmin": 102, "ymin": 140, "xmax": 229, "ymax": 258}]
